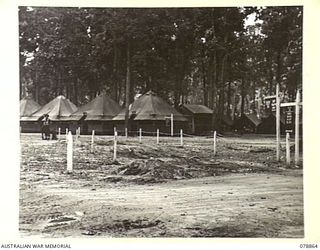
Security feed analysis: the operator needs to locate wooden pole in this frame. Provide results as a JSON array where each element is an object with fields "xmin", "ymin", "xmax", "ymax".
[
  {"xmin": 75, "ymin": 128, "xmax": 78, "ymax": 143},
  {"xmin": 171, "ymin": 113, "xmax": 173, "ymax": 137},
  {"xmin": 67, "ymin": 131, "xmax": 73, "ymax": 173},
  {"xmin": 113, "ymin": 131, "xmax": 117, "ymax": 161},
  {"xmin": 91, "ymin": 130, "xmax": 95, "ymax": 153},
  {"xmin": 58, "ymin": 127, "xmax": 61, "ymax": 140},
  {"xmin": 180, "ymin": 129, "xmax": 183, "ymax": 146},
  {"xmin": 213, "ymin": 130, "xmax": 217, "ymax": 156},
  {"xmin": 295, "ymin": 90, "xmax": 300, "ymax": 164},
  {"xmin": 139, "ymin": 128, "xmax": 142, "ymax": 143},
  {"xmin": 286, "ymin": 132, "xmax": 291, "ymax": 165},
  {"xmin": 156, "ymin": 129, "xmax": 159, "ymax": 144},
  {"xmin": 276, "ymin": 84, "xmax": 280, "ymax": 161}
]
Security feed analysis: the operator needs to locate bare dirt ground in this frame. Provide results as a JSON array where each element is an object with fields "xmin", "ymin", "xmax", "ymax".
[{"xmin": 19, "ymin": 133, "xmax": 303, "ymax": 238}]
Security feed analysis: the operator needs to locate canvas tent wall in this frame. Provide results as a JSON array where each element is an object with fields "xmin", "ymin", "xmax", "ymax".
[
  {"xmin": 69, "ymin": 94, "xmax": 121, "ymax": 135},
  {"xmin": 21, "ymin": 95, "xmax": 78, "ymax": 133},
  {"xmin": 257, "ymin": 113, "xmax": 286, "ymax": 134},
  {"xmin": 113, "ymin": 91, "xmax": 187, "ymax": 134},
  {"xmin": 178, "ymin": 104, "xmax": 213, "ymax": 135},
  {"xmin": 20, "ymin": 97, "xmax": 41, "ymax": 133},
  {"xmin": 221, "ymin": 115, "xmax": 234, "ymax": 132},
  {"xmin": 233, "ymin": 113, "xmax": 261, "ymax": 133}
]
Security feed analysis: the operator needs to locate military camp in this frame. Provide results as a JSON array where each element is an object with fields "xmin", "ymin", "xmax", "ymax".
[{"xmin": 17, "ymin": 6, "xmax": 304, "ymax": 239}]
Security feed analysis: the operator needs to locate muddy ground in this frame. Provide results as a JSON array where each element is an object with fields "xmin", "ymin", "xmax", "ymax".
[{"xmin": 19, "ymin": 133, "xmax": 303, "ymax": 238}]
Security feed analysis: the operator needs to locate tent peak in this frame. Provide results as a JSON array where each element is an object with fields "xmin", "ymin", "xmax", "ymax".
[{"xmin": 145, "ymin": 90, "xmax": 156, "ymax": 96}]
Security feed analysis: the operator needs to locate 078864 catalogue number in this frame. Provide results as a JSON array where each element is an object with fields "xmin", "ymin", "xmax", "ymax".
[{"xmin": 300, "ymin": 244, "xmax": 318, "ymax": 248}]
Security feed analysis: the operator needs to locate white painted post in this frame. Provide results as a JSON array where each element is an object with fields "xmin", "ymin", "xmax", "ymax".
[
  {"xmin": 125, "ymin": 127, "xmax": 128, "ymax": 140},
  {"xmin": 114, "ymin": 127, "xmax": 117, "ymax": 134},
  {"xmin": 180, "ymin": 129, "xmax": 183, "ymax": 147},
  {"xmin": 67, "ymin": 131, "xmax": 73, "ymax": 173},
  {"xmin": 295, "ymin": 90, "xmax": 300, "ymax": 164},
  {"xmin": 78, "ymin": 127, "xmax": 80, "ymax": 136},
  {"xmin": 113, "ymin": 131, "xmax": 117, "ymax": 161},
  {"xmin": 156, "ymin": 129, "xmax": 159, "ymax": 144},
  {"xmin": 139, "ymin": 128, "xmax": 142, "ymax": 143},
  {"xmin": 171, "ymin": 113, "xmax": 173, "ymax": 137},
  {"xmin": 58, "ymin": 127, "xmax": 61, "ymax": 140},
  {"xmin": 286, "ymin": 132, "xmax": 291, "ymax": 165},
  {"xmin": 213, "ymin": 130, "xmax": 217, "ymax": 156},
  {"xmin": 75, "ymin": 128, "xmax": 78, "ymax": 143},
  {"xmin": 91, "ymin": 130, "xmax": 95, "ymax": 153},
  {"xmin": 276, "ymin": 84, "xmax": 280, "ymax": 161}
]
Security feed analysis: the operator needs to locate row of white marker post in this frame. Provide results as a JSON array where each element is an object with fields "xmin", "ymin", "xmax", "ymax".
[{"xmin": 66, "ymin": 128, "xmax": 218, "ymax": 172}]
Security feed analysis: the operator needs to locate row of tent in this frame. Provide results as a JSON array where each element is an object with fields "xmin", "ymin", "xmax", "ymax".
[
  {"xmin": 20, "ymin": 91, "xmax": 188, "ymax": 135},
  {"xmin": 20, "ymin": 90, "xmax": 299, "ymax": 135}
]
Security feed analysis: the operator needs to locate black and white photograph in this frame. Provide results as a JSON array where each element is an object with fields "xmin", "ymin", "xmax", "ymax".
[
  {"xmin": 16, "ymin": 5, "xmax": 307, "ymax": 239},
  {"xmin": 1, "ymin": 0, "xmax": 320, "ymax": 246}
]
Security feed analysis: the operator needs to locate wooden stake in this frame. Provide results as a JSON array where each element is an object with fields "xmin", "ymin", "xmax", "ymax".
[
  {"xmin": 213, "ymin": 130, "xmax": 217, "ymax": 156},
  {"xmin": 276, "ymin": 84, "xmax": 280, "ymax": 161},
  {"xmin": 295, "ymin": 90, "xmax": 300, "ymax": 164},
  {"xmin": 78, "ymin": 127, "xmax": 80, "ymax": 136},
  {"xmin": 67, "ymin": 131, "xmax": 73, "ymax": 173},
  {"xmin": 125, "ymin": 127, "xmax": 128, "ymax": 140},
  {"xmin": 113, "ymin": 131, "xmax": 117, "ymax": 161},
  {"xmin": 286, "ymin": 132, "xmax": 291, "ymax": 165},
  {"xmin": 139, "ymin": 128, "xmax": 142, "ymax": 143},
  {"xmin": 171, "ymin": 114, "xmax": 173, "ymax": 137},
  {"xmin": 156, "ymin": 129, "xmax": 159, "ymax": 144},
  {"xmin": 75, "ymin": 128, "xmax": 78, "ymax": 143},
  {"xmin": 180, "ymin": 129, "xmax": 183, "ymax": 146},
  {"xmin": 91, "ymin": 130, "xmax": 95, "ymax": 153},
  {"xmin": 58, "ymin": 127, "xmax": 61, "ymax": 140}
]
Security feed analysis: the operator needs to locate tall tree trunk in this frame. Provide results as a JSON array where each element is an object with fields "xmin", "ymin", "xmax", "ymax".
[
  {"xmin": 276, "ymin": 50, "xmax": 282, "ymax": 87},
  {"xmin": 124, "ymin": 42, "xmax": 131, "ymax": 131},
  {"xmin": 201, "ymin": 47, "xmax": 208, "ymax": 106},
  {"xmin": 211, "ymin": 51, "xmax": 217, "ymax": 130},
  {"xmin": 174, "ymin": 46, "xmax": 182, "ymax": 107},
  {"xmin": 216, "ymin": 54, "xmax": 227, "ymax": 130},
  {"xmin": 251, "ymin": 76, "xmax": 256, "ymax": 112},
  {"xmin": 207, "ymin": 56, "xmax": 213, "ymax": 108},
  {"xmin": 58, "ymin": 66, "xmax": 63, "ymax": 95},
  {"xmin": 241, "ymin": 76, "xmax": 246, "ymax": 116},
  {"xmin": 267, "ymin": 52, "xmax": 274, "ymax": 95},
  {"xmin": 144, "ymin": 56, "xmax": 151, "ymax": 91},
  {"xmin": 34, "ymin": 69, "xmax": 39, "ymax": 103},
  {"xmin": 227, "ymin": 59, "xmax": 232, "ymax": 118},
  {"xmin": 112, "ymin": 42, "xmax": 119, "ymax": 102},
  {"xmin": 74, "ymin": 78, "xmax": 79, "ymax": 105}
]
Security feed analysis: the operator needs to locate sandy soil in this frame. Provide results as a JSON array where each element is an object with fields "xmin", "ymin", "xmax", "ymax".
[{"xmin": 19, "ymin": 133, "xmax": 303, "ymax": 238}]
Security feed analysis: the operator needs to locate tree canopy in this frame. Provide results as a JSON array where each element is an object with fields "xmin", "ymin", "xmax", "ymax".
[{"xmin": 19, "ymin": 6, "xmax": 302, "ymax": 129}]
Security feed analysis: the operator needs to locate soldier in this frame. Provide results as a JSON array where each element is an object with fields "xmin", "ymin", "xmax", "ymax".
[{"xmin": 41, "ymin": 114, "xmax": 51, "ymax": 140}]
